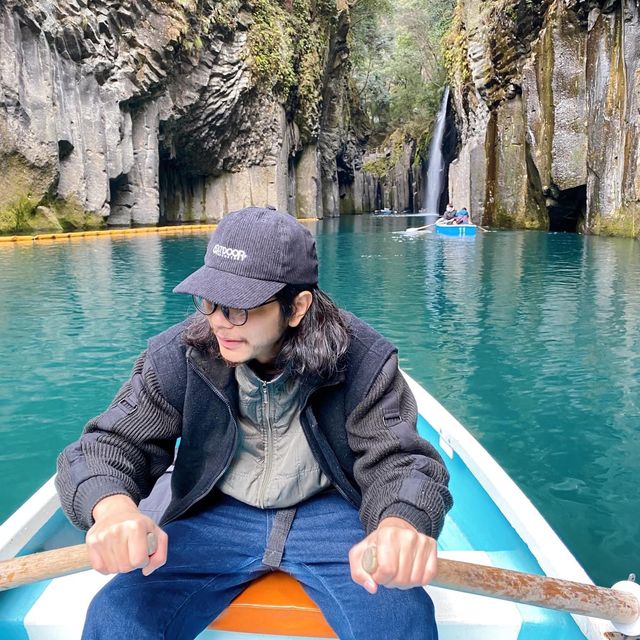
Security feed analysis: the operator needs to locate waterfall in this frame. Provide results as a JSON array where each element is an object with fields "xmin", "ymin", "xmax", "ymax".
[{"xmin": 423, "ymin": 86, "xmax": 450, "ymax": 214}]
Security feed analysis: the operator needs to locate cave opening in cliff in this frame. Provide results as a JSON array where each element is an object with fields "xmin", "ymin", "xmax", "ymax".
[
  {"xmin": 158, "ymin": 153, "xmax": 174, "ymax": 224},
  {"xmin": 58, "ymin": 139, "xmax": 74, "ymax": 160},
  {"xmin": 407, "ymin": 169, "xmax": 414, "ymax": 213},
  {"xmin": 109, "ymin": 174, "xmax": 132, "ymax": 224},
  {"xmin": 375, "ymin": 182, "xmax": 383, "ymax": 211},
  {"xmin": 158, "ymin": 153, "xmax": 199, "ymax": 225},
  {"xmin": 547, "ymin": 185, "xmax": 586, "ymax": 233}
]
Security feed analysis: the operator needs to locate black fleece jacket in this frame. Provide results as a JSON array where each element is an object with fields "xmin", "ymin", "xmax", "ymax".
[{"xmin": 56, "ymin": 313, "xmax": 452, "ymax": 536}]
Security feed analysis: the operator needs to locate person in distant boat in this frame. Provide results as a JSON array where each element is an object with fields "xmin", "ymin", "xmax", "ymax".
[
  {"xmin": 443, "ymin": 203, "xmax": 456, "ymax": 221},
  {"xmin": 454, "ymin": 207, "xmax": 470, "ymax": 224},
  {"xmin": 56, "ymin": 206, "xmax": 452, "ymax": 640}
]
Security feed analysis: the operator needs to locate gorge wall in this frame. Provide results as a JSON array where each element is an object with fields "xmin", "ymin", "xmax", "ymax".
[
  {"xmin": 346, "ymin": 115, "xmax": 457, "ymax": 216},
  {"xmin": 447, "ymin": 0, "xmax": 640, "ymax": 235},
  {"xmin": 0, "ymin": 0, "xmax": 353, "ymax": 231}
]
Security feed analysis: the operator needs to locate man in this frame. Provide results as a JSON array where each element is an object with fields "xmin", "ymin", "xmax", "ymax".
[
  {"xmin": 56, "ymin": 206, "xmax": 453, "ymax": 640},
  {"xmin": 443, "ymin": 203, "xmax": 456, "ymax": 222}
]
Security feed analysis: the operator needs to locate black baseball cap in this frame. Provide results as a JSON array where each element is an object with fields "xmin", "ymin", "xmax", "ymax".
[{"xmin": 173, "ymin": 206, "xmax": 318, "ymax": 308}]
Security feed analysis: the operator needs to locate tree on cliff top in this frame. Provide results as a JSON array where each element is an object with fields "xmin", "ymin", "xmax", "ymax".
[{"xmin": 349, "ymin": 0, "xmax": 455, "ymax": 149}]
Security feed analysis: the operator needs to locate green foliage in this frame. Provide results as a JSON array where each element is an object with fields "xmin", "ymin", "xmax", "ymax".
[
  {"xmin": 173, "ymin": 1, "xmax": 244, "ymax": 60},
  {"xmin": 0, "ymin": 195, "xmax": 35, "ymax": 233},
  {"xmin": 288, "ymin": 0, "xmax": 334, "ymax": 136},
  {"xmin": 362, "ymin": 157, "xmax": 389, "ymax": 176},
  {"xmin": 362, "ymin": 129, "xmax": 409, "ymax": 176},
  {"xmin": 11, "ymin": 196, "xmax": 34, "ymax": 230},
  {"xmin": 442, "ymin": 2, "xmax": 470, "ymax": 86},
  {"xmin": 0, "ymin": 194, "xmax": 106, "ymax": 234},
  {"xmin": 208, "ymin": 0, "xmax": 243, "ymax": 32},
  {"xmin": 248, "ymin": 0, "xmax": 297, "ymax": 97},
  {"xmin": 246, "ymin": 0, "xmax": 335, "ymax": 135},
  {"xmin": 350, "ymin": 0, "xmax": 455, "ymax": 158},
  {"xmin": 349, "ymin": 0, "xmax": 394, "ymax": 140}
]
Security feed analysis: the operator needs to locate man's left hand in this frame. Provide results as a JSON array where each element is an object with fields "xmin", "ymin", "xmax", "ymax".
[{"xmin": 348, "ymin": 517, "xmax": 437, "ymax": 594}]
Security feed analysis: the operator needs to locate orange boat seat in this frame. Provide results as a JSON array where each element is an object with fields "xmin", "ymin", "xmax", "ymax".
[{"xmin": 209, "ymin": 571, "xmax": 337, "ymax": 637}]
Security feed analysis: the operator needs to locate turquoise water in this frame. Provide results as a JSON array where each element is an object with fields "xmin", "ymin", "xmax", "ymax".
[{"xmin": 1, "ymin": 217, "xmax": 638, "ymax": 588}]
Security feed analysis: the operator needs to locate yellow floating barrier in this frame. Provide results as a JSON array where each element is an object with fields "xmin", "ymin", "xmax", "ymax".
[
  {"xmin": 0, "ymin": 218, "xmax": 317, "ymax": 246},
  {"xmin": 0, "ymin": 224, "xmax": 218, "ymax": 245}
]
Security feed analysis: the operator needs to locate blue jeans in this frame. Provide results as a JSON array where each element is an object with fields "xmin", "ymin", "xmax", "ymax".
[{"xmin": 82, "ymin": 492, "xmax": 437, "ymax": 640}]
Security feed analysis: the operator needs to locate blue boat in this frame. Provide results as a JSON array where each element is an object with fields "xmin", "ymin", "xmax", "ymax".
[
  {"xmin": 0, "ymin": 373, "xmax": 633, "ymax": 639},
  {"xmin": 435, "ymin": 220, "xmax": 477, "ymax": 237}
]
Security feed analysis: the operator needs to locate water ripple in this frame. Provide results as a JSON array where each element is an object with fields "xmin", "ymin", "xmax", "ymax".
[{"xmin": 1, "ymin": 221, "xmax": 639, "ymax": 586}]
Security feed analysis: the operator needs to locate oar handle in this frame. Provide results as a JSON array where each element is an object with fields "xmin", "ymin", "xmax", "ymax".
[
  {"xmin": 362, "ymin": 547, "xmax": 640, "ymax": 629},
  {"xmin": 0, "ymin": 533, "xmax": 157, "ymax": 591},
  {"xmin": 0, "ymin": 544, "xmax": 90, "ymax": 591}
]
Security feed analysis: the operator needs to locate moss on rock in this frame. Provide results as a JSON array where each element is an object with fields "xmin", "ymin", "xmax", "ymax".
[
  {"xmin": 0, "ymin": 153, "xmax": 55, "ymax": 213},
  {"xmin": 48, "ymin": 197, "xmax": 105, "ymax": 231},
  {"xmin": 246, "ymin": 0, "xmax": 335, "ymax": 137},
  {"xmin": 442, "ymin": 3, "xmax": 471, "ymax": 87},
  {"xmin": 27, "ymin": 206, "xmax": 63, "ymax": 232},
  {"xmin": 362, "ymin": 130, "xmax": 410, "ymax": 178},
  {"xmin": 0, "ymin": 195, "xmax": 37, "ymax": 233},
  {"xmin": 0, "ymin": 194, "xmax": 105, "ymax": 234},
  {"xmin": 591, "ymin": 209, "xmax": 640, "ymax": 238},
  {"xmin": 362, "ymin": 156, "xmax": 390, "ymax": 177},
  {"xmin": 248, "ymin": 0, "xmax": 297, "ymax": 97}
]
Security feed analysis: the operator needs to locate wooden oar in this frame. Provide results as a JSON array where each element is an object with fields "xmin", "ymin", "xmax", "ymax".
[
  {"xmin": 362, "ymin": 547, "xmax": 640, "ymax": 631},
  {"xmin": 0, "ymin": 533, "xmax": 157, "ymax": 592},
  {"xmin": 406, "ymin": 222, "xmax": 437, "ymax": 233},
  {"xmin": 3, "ymin": 541, "xmax": 639, "ymax": 633}
]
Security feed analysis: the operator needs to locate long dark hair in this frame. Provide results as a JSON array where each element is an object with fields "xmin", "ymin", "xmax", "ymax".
[{"xmin": 183, "ymin": 285, "xmax": 350, "ymax": 378}]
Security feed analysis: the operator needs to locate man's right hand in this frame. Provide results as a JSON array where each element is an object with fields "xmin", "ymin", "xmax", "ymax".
[{"xmin": 86, "ymin": 494, "xmax": 168, "ymax": 576}]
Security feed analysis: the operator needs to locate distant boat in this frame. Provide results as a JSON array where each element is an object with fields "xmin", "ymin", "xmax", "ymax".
[
  {"xmin": 0, "ymin": 373, "xmax": 629, "ymax": 639},
  {"xmin": 374, "ymin": 208, "xmax": 396, "ymax": 216},
  {"xmin": 435, "ymin": 220, "xmax": 477, "ymax": 237}
]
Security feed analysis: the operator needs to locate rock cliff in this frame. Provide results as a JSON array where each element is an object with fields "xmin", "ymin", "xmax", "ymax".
[
  {"xmin": 349, "ymin": 128, "xmax": 456, "ymax": 216},
  {"xmin": 0, "ymin": 0, "xmax": 352, "ymax": 231},
  {"xmin": 447, "ymin": 0, "xmax": 640, "ymax": 235}
]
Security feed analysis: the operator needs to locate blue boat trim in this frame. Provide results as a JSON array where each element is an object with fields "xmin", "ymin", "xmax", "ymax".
[
  {"xmin": 0, "ymin": 373, "xmax": 613, "ymax": 639},
  {"xmin": 0, "ymin": 515, "xmax": 65, "ymax": 640},
  {"xmin": 435, "ymin": 221, "xmax": 477, "ymax": 237}
]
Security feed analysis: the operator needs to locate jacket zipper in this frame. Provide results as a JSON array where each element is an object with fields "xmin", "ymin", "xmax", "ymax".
[
  {"xmin": 258, "ymin": 381, "xmax": 273, "ymax": 508},
  {"xmin": 164, "ymin": 359, "xmax": 238, "ymax": 524},
  {"xmin": 298, "ymin": 383, "xmax": 357, "ymax": 507},
  {"xmin": 166, "ymin": 365, "xmax": 355, "ymax": 521}
]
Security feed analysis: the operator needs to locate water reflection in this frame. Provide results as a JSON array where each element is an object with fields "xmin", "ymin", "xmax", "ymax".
[
  {"xmin": 0, "ymin": 235, "xmax": 204, "ymax": 519},
  {"xmin": 316, "ymin": 219, "xmax": 640, "ymax": 586},
  {"xmin": 1, "ymin": 220, "xmax": 639, "ymax": 587}
]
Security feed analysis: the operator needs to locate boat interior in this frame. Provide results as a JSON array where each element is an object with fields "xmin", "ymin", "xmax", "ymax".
[{"xmin": 0, "ymin": 412, "xmax": 591, "ymax": 640}]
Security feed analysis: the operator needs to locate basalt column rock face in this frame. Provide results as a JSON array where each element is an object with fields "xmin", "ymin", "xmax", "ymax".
[
  {"xmin": 360, "ymin": 142, "xmax": 417, "ymax": 213},
  {"xmin": 447, "ymin": 0, "xmax": 640, "ymax": 235},
  {"xmin": 0, "ymin": 0, "xmax": 351, "ymax": 230}
]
